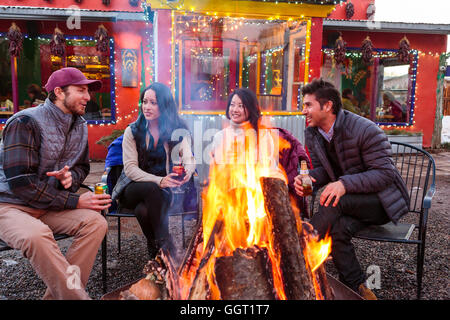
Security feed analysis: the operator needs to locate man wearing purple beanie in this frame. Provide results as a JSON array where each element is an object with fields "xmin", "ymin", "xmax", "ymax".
[{"xmin": 0, "ymin": 67, "xmax": 112, "ymax": 299}]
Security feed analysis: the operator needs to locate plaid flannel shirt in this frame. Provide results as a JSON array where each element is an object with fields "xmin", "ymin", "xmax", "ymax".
[{"xmin": 1, "ymin": 115, "xmax": 89, "ymax": 210}]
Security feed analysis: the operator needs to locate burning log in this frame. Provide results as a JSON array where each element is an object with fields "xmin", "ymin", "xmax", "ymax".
[
  {"xmin": 215, "ymin": 246, "xmax": 275, "ymax": 300},
  {"xmin": 179, "ymin": 222, "xmax": 204, "ymax": 275},
  {"xmin": 316, "ymin": 264, "xmax": 334, "ymax": 300},
  {"xmin": 260, "ymin": 177, "xmax": 316, "ymax": 300},
  {"xmin": 160, "ymin": 249, "xmax": 181, "ymax": 300},
  {"xmin": 188, "ymin": 219, "xmax": 224, "ymax": 300},
  {"xmin": 299, "ymin": 222, "xmax": 335, "ymax": 300}
]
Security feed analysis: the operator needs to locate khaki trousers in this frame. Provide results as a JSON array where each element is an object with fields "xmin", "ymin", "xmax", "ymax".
[{"xmin": 0, "ymin": 203, "xmax": 108, "ymax": 300}]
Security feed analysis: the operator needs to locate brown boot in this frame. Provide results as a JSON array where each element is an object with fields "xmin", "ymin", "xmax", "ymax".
[{"xmin": 358, "ymin": 283, "xmax": 377, "ymax": 300}]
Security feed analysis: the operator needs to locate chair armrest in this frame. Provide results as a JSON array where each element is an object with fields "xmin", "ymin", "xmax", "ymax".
[
  {"xmin": 423, "ymin": 184, "xmax": 436, "ymax": 209},
  {"xmin": 80, "ymin": 184, "xmax": 94, "ymax": 192}
]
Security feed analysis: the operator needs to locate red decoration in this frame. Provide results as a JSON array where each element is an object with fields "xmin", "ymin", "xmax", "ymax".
[
  {"xmin": 361, "ymin": 36, "xmax": 373, "ymax": 65},
  {"xmin": 334, "ymin": 33, "xmax": 347, "ymax": 66},
  {"xmin": 345, "ymin": 1, "xmax": 355, "ymax": 19},
  {"xmin": 7, "ymin": 23, "xmax": 23, "ymax": 57},
  {"xmin": 102, "ymin": 0, "xmax": 111, "ymax": 5},
  {"xmin": 398, "ymin": 36, "xmax": 411, "ymax": 64},
  {"xmin": 50, "ymin": 27, "xmax": 66, "ymax": 58},
  {"xmin": 95, "ymin": 24, "xmax": 109, "ymax": 53}
]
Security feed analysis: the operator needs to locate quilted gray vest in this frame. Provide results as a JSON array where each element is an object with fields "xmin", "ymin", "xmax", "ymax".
[{"xmin": 0, "ymin": 99, "xmax": 88, "ymax": 205}]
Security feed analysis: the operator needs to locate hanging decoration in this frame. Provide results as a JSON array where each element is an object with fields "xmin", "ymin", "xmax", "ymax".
[
  {"xmin": 7, "ymin": 23, "xmax": 23, "ymax": 57},
  {"xmin": 398, "ymin": 36, "xmax": 411, "ymax": 64},
  {"xmin": 366, "ymin": 3, "xmax": 376, "ymax": 20},
  {"xmin": 95, "ymin": 24, "xmax": 109, "ymax": 53},
  {"xmin": 74, "ymin": 0, "xmax": 82, "ymax": 3},
  {"xmin": 345, "ymin": 1, "xmax": 355, "ymax": 19},
  {"xmin": 361, "ymin": 36, "xmax": 373, "ymax": 65},
  {"xmin": 129, "ymin": 0, "xmax": 140, "ymax": 6},
  {"xmin": 50, "ymin": 27, "xmax": 66, "ymax": 57},
  {"xmin": 102, "ymin": 0, "xmax": 111, "ymax": 5},
  {"xmin": 333, "ymin": 33, "xmax": 346, "ymax": 66}
]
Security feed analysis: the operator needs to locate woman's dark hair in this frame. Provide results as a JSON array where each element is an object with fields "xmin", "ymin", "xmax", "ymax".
[
  {"xmin": 135, "ymin": 82, "xmax": 188, "ymax": 143},
  {"xmin": 302, "ymin": 78, "xmax": 343, "ymax": 114},
  {"xmin": 226, "ymin": 88, "xmax": 261, "ymax": 133}
]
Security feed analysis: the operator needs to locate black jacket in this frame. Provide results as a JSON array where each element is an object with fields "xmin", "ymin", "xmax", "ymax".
[{"xmin": 305, "ymin": 109, "xmax": 410, "ymax": 223}]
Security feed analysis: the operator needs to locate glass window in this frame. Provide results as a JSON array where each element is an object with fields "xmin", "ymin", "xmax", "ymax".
[
  {"xmin": 174, "ymin": 14, "xmax": 308, "ymax": 112},
  {"xmin": 321, "ymin": 48, "xmax": 418, "ymax": 125},
  {"xmin": 0, "ymin": 35, "xmax": 114, "ymax": 123},
  {"xmin": 0, "ymin": 37, "xmax": 13, "ymax": 119},
  {"xmin": 287, "ymin": 23, "xmax": 307, "ymax": 111}
]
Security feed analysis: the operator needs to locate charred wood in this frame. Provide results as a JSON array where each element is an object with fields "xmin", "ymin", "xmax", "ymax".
[
  {"xmin": 215, "ymin": 246, "xmax": 275, "ymax": 300},
  {"xmin": 260, "ymin": 177, "xmax": 315, "ymax": 300},
  {"xmin": 187, "ymin": 219, "xmax": 224, "ymax": 300}
]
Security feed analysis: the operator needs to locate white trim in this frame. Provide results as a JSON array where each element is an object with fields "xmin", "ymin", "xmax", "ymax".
[{"xmin": 153, "ymin": 11, "xmax": 159, "ymax": 82}]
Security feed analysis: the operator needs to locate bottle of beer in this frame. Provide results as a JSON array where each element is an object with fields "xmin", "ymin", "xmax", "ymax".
[{"xmin": 299, "ymin": 160, "xmax": 312, "ymax": 196}]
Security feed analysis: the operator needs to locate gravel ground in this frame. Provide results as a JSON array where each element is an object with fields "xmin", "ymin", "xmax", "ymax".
[{"xmin": 0, "ymin": 153, "xmax": 448, "ymax": 300}]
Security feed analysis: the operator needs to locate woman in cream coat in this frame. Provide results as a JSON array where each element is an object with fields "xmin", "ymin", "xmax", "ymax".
[{"xmin": 118, "ymin": 82, "xmax": 195, "ymax": 258}]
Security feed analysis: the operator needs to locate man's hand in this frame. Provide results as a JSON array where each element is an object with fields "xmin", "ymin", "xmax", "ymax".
[
  {"xmin": 294, "ymin": 174, "xmax": 316, "ymax": 197},
  {"xmin": 77, "ymin": 192, "xmax": 112, "ymax": 211},
  {"xmin": 46, "ymin": 165, "xmax": 72, "ymax": 189},
  {"xmin": 320, "ymin": 180, "xmax": 346, "ymax": 207}
]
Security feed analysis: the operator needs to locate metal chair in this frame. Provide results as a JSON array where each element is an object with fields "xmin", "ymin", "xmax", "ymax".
[
  {"xmin": 310, "ymin": 141, "xmax": 436, "ymax": 299},
  {"xmin": 101, "ymin": 166, "xmax": 201, "ymax": 292},
  {"xmin": 0, "ymin": 184, "xmax": 108, "ymax": 294},
  {"xmin": 0, "ymin": 233, "xmax": 71, "ymax": 252}
]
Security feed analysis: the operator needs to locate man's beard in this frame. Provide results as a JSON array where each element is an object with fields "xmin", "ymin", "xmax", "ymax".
[{"xmin": 63, "ymin": 96, "xmax": 85, "ymax": 116}]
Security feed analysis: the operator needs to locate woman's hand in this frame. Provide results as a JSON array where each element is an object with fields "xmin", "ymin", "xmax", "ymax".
[
  {"xmin": 159, "ymin": 173, "xmax": 183, "ymax": 189},
  {"xmin": 180, "ymin": 171, "xmax": 193, "ymax": 185}
]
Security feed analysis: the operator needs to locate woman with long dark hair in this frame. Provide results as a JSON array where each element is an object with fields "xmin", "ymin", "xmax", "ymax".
[
  {"xmin": 210, "ymin": 87, "xmax": 283, "ymax": 176},
  {"xmin": 113, "ymin": 82, "xmax": 195, "ymax": 258}
]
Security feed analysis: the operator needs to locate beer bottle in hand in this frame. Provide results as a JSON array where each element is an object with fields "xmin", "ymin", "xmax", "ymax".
[{"xmin": 299, "ymin": 160, "xmax": 312, "ymax": 196}]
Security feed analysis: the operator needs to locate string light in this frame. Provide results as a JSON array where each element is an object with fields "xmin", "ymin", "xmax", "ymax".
[
  {"xmin": 322, "ymin": 47, "xmax": 422, "ymax": 128},
  {"xmin": 169, "ymin": 13, "xmax": 311, "ymax": 113}
]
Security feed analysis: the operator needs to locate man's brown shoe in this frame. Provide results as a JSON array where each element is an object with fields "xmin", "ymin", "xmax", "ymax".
[{"xmin": 358, "ymin": 283, "xmax": 377, "ymax": 300}]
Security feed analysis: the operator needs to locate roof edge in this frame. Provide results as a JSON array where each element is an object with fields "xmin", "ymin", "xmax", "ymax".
[
  {"xmin": 0, "ymin": 6, "xmax": 146, "ymax": 22},
  {"xmin": 323, "ymin": 19, "xmax": 450, "ymax": 35}
]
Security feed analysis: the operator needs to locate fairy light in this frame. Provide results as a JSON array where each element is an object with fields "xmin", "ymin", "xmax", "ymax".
[{"xmin": 322, "ymin": 47, "xmax": 423, "ymax": 129}]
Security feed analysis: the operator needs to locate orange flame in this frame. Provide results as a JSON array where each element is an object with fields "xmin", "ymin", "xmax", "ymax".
[
  {"xmin": 306, "ymin": 233, "xmax": 332, "ymax": 272},
  {"xmin": 179, "ymin": 120, "xmax": 331, "ymax": 300}
]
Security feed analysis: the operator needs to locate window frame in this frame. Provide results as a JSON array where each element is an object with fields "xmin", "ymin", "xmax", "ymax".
[
  {"xmin": 0, "ymin": 33, "xmax": 116, "ymax": 125},
  {"xmin": 321, "ymin": 46, "xmax": 418, "ymax": 126}
]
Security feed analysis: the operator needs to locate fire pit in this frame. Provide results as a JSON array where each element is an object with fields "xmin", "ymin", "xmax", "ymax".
[{"xmin": 103, "ymin": 128, "xmax": 362, "ymax": 300}]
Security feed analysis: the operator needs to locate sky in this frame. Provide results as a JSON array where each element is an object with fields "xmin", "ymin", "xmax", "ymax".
[
  {"xmin": 375, "ymin": 0, "xmax": 450, "ymax": 56},
  {"xmin": 375, "ymin": 0, "xmax": 450, "ymax": 24}
]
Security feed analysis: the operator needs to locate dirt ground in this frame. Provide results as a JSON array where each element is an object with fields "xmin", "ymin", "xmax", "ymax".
[{"xmin": 0, "ymin": 151, "xmax": 448, "ymax": 300}]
